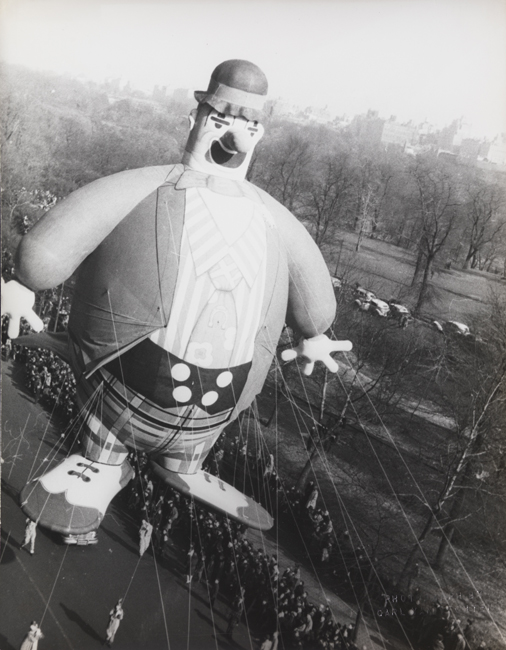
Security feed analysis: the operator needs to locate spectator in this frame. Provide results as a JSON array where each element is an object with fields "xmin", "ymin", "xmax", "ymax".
[
  {"xmin": 186, "ymin": 543, "xmax": 198, "ymax": 583},
  {"xmin": 19, "ymin": 621, "xmax": 44, "ymax": 650},
  {"xmin": 20, "ymin": 519, "xmax": 37, "ymax": 555},
  {"xmin": 105, "ymin": 599, "xmax": 124, "ymax": 646},
  {"xmin": 139, "ymin": 519, "xmax": 153, "ymax": 557}
]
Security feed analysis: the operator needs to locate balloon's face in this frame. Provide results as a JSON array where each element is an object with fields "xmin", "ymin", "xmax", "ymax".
[{"xmin": 182, "ymin": 104, "xmax": 264, "ymax": 180}]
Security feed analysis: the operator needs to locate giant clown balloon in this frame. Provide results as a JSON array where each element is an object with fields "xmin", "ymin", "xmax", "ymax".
[{"xmin": 2, "ymin": 60, "xmax": 352, "ymax": 540}]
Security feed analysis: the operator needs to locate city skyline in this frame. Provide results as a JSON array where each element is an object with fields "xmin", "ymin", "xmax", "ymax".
[{"xmin": 1, "ymin": 0, "xmax": 505, "ymax": 139}]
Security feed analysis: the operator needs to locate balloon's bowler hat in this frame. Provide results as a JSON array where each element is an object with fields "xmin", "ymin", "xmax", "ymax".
[{"xmin": 194, "ymin": 59, "xmax": 268, "ymax": 121}]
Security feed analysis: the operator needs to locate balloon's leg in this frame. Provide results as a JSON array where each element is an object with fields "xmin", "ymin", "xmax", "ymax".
[
  {"xmin": 20, "ymin": 454, "xmax": 134, "ymax": 535},
  {"xmin": 19, "ymin": 375, "xmax": 137, "ymax": 536},
  {"xmin": 151, "ymin": 459, "xmax": 274, "ymax": 531}
]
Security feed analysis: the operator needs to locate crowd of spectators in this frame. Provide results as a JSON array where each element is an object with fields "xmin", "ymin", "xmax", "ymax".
[
  {"xmin": 398, "ymin": 601, "xmax": 485, "ymax": 650},
  {"xmin": 216, "ymin": 437, "xmax": 377, "ymax": 594},
  {"xmin": 196, "ymin": 438, "xmax": 491, "ymax": 650},
  {"xmin": 2, "ymin": 316, "xmax": 78, "ymax": 422},
  {"xmin": 124, "ymin": 449, "xmax": 359, "ymax": 650}
]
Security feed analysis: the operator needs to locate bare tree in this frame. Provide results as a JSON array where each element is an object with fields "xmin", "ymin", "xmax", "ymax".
[
  {"xmin": 302, "ymin": 156, "xmax": 354, "ymax": 248},
  {"xmin": 254, "ymin": 127, "xmax": 314, "ymax": 213},
  {"xmin": 397, "ymin": 293, "xmax": 506, "ymax": 580},
  {"xmin": 409, "ymin": 158, "xmax": 461, "ymax": 314},
  {"xmin": 462, "ymin": 180, "xmax": 506, "ymax": 270},
  {"xmin": 348, "ymin": 147, "xmax": 396, "ymax": 251}
]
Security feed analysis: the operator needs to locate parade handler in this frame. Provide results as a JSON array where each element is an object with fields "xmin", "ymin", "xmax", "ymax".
[{"xmin": 2, "ymin": 60, "xmax": 351, "ymax": 539}]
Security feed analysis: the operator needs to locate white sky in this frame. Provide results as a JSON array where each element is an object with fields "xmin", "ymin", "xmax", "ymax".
[{"xmin": 1, "ymin": 0, "xmax": 505, "ymax": 138}]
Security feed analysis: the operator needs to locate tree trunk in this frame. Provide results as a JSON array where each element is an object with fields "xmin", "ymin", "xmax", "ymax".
[
  {"xmin": 296, "ymin": 370, "xmax": 329, "ymax": 492},
  {"xmin": 411, "ymin": 246, "xmax": 425, "ymax": 287},
  {"xmin": 434, "ymin": 455, "xmax": 474, "ymax": 569},
  {"xmin": 395, "ymin": 509, "xmax": 436, "ymax": 588},
  {"xmin": 463, "ymin": 244, "xmax": 475, "ymax": 270},
  {"xmin": 433, "ymin": 526, "xmax": 455, "ymax": 571},
  {"xmin": 334, "ymin": 240, "xmax": 344, "ymax": 276},
  {"xmin": 413, "ymin": 256, "xmax": 433, "ymax": 316},
  {"xmin": 355, "ymin": 224, "xmax": 364, "ymax": 252},
  {"xmin": 295, "ymin": 377, "xmax": 351, "ymax": 493},
  {"xmin": 295, "ymin": 445, "xmax": 320, "ymax": 492}
]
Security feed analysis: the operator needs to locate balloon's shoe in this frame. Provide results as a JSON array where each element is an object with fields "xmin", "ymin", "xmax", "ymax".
[
  {"xmin": 150, "ymin": 462, "xmax": 273, "ymax": 531},
  {"xmin": 62, "ymin": 531, "xmax": 99, "ymax": 546},
  {"xmin": 20, "ymin": 454, "xmax": 134, "ymax": 536}
]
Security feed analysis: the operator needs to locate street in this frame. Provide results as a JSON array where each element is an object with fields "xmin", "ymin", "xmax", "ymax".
[{"xmin": 1, "ymin": 359, "xmax": 258, "ymax": 650}]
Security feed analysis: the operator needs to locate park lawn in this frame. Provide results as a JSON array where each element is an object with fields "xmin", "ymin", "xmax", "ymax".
[{"xmin": 324, "ymin": 230, "xmax": 504, "ymax": 326}]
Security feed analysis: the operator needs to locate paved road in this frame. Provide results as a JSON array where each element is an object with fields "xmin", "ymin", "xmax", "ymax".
[{"xmin": 1, "ymin": 358, "xmax": 406, "ymax": 650}]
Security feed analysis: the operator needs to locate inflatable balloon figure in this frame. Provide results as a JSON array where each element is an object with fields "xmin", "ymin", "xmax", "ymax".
[{"xmin": 2, "ymin": 60, "xmax": 352, "ymax": 541}]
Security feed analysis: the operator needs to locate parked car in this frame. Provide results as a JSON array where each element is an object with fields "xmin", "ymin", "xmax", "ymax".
[
  {"xmin": 354, "ymin": 285, "xmax": 376, "ymax": 301},
  {"xmin": 444, "ymin": 321, "xmax": 471, "ymax": 336},
  {"xmin": 354, "ymin": 297, "xmax": 390, "ymax": 317},
  {"xmin": 354, "ymin": 298, "xmax": 371, "ymax": 312},
  {"xmin": 369, "ymin": 298, "xmax": 390, "ymax": 317},
  {"xmin": 388, "ymin": 300, "xmax": 410, "ymax": 319}
]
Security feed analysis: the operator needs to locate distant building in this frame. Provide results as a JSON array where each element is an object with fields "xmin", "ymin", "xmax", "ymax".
[
  {"xmin": 438, "ymin": 117, "xmax": 476, "ymax": 157},
  {"xmin": 438, "ymin": 120, "xmax": 460, "ymax": 152},
  {"xmin": 350, "ymin": 110, "xmax": 384, "ymax": 145},
  {"xmin": 487, "ymin": 134, "xmax": 506, "ymax": 166},
  {"xmin": 381, "ymin": 118, "xmax": 418, "ymax": 148}
]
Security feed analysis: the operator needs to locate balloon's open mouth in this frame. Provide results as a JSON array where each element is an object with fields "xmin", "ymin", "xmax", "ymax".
[{"xmin": 207, "ymin": 140, "xmax": 246, "ymax": 168}]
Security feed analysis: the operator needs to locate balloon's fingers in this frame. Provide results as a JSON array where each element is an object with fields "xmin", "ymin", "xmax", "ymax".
[
  {"xmin": 323, "ymin": 357, "xmax": 339, "ymax": 373},
  {"xmin": 7, "ymin": 318, "xmax": 21, "ymax": 339},
  {"xmin": 330, "ymin": 340, "xmax": 353, "ymax": 353},
  {"xmin": 25, "ymin": 312, "xmax": 44, "ymax": 333},
  {"xmin": 302, "ymin": 361, "xmax": 315, "ymax": 376},
  {"xmin": 281, "ymin": 349, "xmax": 298, "ymax": 362}
]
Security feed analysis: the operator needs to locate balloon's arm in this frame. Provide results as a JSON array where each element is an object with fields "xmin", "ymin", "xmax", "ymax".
[
  {"xmin": 277, "ymin": 210, "xmax": 336, "ymax": 338},
  {"xmin": 281, "ymin": 334, "xmax": 352, "ymax": 376},
  {"xmin": 16, "ymin": 166, "xmax": 174, "ymax": 290},
  {"xmin": 1, "ymin": 278, "xmax": 44, "ymax": 338}
]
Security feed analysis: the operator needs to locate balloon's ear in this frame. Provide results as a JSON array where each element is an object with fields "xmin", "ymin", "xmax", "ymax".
[{"xmin": 188, "ymin": 109, "xmax": 197, "ymax": 131}]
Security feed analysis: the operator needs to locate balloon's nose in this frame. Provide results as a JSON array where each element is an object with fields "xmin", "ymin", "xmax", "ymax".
[{"xmin": 220, "ymin": 129, "xmax": 256, "ymax": 154}]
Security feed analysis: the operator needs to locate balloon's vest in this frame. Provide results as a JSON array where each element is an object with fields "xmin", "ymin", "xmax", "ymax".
[{"xmin": 68, "ymin": 166, "xmax": 289, "ymax": 472}]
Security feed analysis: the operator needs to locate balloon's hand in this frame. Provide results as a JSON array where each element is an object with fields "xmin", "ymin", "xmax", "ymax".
[
  {"xmin": 1, "ymin": 278, "xmax": 44, "ymax": 339},
  {"xmin": 281, "ymin": 334, "xmax": 352, "ymax": 376}
]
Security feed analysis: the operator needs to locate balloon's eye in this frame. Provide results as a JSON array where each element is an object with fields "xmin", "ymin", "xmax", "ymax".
[{"xmin": 208, "ymin": 113, "xmax": 232, "ymax": 130}]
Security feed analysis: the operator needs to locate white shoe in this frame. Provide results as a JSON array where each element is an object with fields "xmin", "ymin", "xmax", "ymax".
[
  {"xmin": 151, "ymin": 463, "xmax": 273, "ymax": 530},
  {"xmin": 20, "ymin": 454, "xmax": 133, "ymax": 535}
]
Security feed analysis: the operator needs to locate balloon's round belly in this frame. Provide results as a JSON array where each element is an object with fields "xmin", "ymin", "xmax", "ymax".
[{"xmin": 73, "ymin": 337, "xmax": 253, "ymax": 471}]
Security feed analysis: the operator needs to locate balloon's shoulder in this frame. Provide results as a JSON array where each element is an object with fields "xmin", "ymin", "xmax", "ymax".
[
  {"xmin": 98, "ymin": 163, "xmax": 180, "ymax": 186},
  {"xmin": 245, "ymin": 181, "xmax": 296, "ymax": 222},
  {"xmin": 68, "ymin": 164, "xmax": 181, "ymax": 206}
]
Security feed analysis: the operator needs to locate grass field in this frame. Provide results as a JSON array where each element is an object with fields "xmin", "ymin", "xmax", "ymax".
[{"xmin": 324, "ymin": 231, "xmax": 505, "ymax": 326}]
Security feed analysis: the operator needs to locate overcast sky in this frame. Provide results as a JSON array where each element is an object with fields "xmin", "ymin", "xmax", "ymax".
[{"xmin": 1, "ymin": 0, "xmax": 505, "ymax": 138}]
